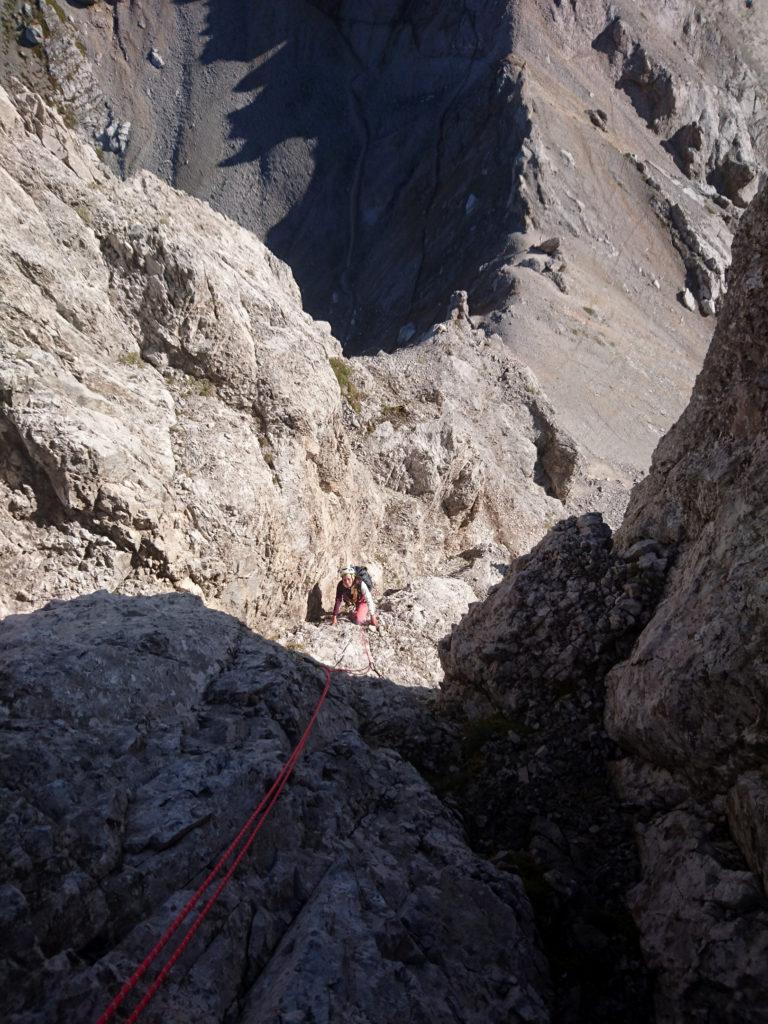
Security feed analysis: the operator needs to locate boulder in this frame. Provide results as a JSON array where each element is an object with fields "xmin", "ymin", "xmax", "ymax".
[{"xmin": 440, "ymin": 513, "xmax": 667, "ymax": 712}]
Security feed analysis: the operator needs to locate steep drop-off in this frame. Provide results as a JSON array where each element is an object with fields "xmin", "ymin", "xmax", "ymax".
[
  {"xmin": 4, "ymin": 0, "xmax": 763, "ymax": 493},
  {"xmin": 0, "ymin": 84, "xmax": 596, "ymax": 625}
]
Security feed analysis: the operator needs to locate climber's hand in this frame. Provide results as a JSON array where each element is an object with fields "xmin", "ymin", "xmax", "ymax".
[{"xmin": 331, "ymin": 616, "xmax": 337, "ymax": 626}]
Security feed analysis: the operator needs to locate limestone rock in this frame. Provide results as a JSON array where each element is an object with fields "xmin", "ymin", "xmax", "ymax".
[
  {"xmin": 606, "ymin": 183, "xmax": 768, "ymax": 786},
  {"xmin": 0, "ymin": 590, "xmax": 550, "ymax": 1024},
  {"xmin": 281, "ymin": 576, "xmax": 477, "ymax": 688},
  {"xmin": 0, "ymin": 84, "xmax": 587, "ymax": 634},
  {"xmin": 593, "ymin": 10, "xmax": 764, "ymax": 208},
  {"xmin": 7, "ymin": 0, "xmax": 752, "ymax": 500},
  {"xmin": 629, "ymin": 808, "xmax": 768, "ymax": 1023},
  {"xmin": 440, "ymin": 513, "xmax": 667, "ymax": 712},
  {"xmin": 602, "ymin": 182, "xmax": 768, "ymax": 1015}
]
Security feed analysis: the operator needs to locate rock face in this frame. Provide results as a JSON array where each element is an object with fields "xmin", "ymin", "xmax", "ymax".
[
  {"xmin": 0, "ymin": 85, "xmax": 360, "ymax": 627},
  {"xmin": 0, "ymin": 83, "xmax": 589, "ymax": 626},
  {"xmin": 2, "ymin": 7, "xmax": 768, "ymax": 1022},
  {"xmin": 0, "ymin": 591, "xmax": 550, "ymax": 1023},
  {"xmin": 607, "ymin": 183, "xmax": 768, "ymax": 786},
  {"xmin": 438, "ymin": 175, "xmax": 768, "ymax": 1016},
  {"xmin": 282, "ymin": 575, "xmax": 479, "ymax": 688},
  {"xmin": 437, "ymin": 514, "xmax": 665, "ymax": 1021},
  {"xmin": 600, "ymin": 183, "xmax": 768, "ymax": 1021},
  {"xmin": 593, "ymin": 6, "xmax": 766, "ymax": 208},
  {"xmin": 440, "ymin": 513, "xmax": 668, "ymax": 712},
  {"xmin": 6, "ymin": 0, "xmax": 763, "ymax": 496}
]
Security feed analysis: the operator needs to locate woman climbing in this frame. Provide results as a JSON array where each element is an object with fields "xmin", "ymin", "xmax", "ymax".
[{"xmin": 331, "ymin": 566, "xmax": 378, "ymax": 629}]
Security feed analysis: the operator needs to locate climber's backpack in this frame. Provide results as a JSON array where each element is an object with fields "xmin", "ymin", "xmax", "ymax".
[{"xmin": 354, "ymin": 565, "xmax": 374, "ymax": 592}]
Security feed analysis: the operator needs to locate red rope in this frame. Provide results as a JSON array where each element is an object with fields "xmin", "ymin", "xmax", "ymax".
[
  {"xmin": 96, "ymin": 665, "xmax": 332, "ymax": 1024},
  {"xmin": 358, "ymin": 624, "xmax": 380, "ymax": 677}
]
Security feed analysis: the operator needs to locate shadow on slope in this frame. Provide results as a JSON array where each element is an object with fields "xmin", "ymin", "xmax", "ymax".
[
  {"xmin": 0, "ymin": 584, "xmax": 654, "ymax": 1023},
  {"xmin": 2, "ymin": 589, "xmax": 549, "ymax": 1023},
  {"xmin": 170, "ymin": 0, "xmax": 526, "ymax": 353}
]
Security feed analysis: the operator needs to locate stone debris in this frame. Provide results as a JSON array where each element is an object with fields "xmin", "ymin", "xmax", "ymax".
[
  {"xmin": 102, "ymin": 115, "xmax": 131, "ymax": 154},
  {"xmin": 534, "ymin": 236, "xmax": 562, "ymax": 255}
]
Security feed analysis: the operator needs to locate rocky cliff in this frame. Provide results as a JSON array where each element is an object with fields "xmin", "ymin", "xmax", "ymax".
[
  {"xmin": 2, "ymin": 5, "xmax": 768, "ymax": 1023},
  {"xmin": 0, "ymin": 591, "xmax": 550, "ymax": 1024},
  {"xmin": 4, "ymin": 0, "xmax": 763, "ymax": 499},
  {"xmin": 0, "ymin": 83, "xmax": 593, "ymax": 627},
  {"xmin": 441, "ymin": 182, "xmax": 768, "ymax": 1021},
  {"xmin": 604, "ymin": 176, "xmax": 768, "ymax": 1024}
]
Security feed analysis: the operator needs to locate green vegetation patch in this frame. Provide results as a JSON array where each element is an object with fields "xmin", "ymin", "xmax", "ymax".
[
  {"xmin": 187, "ymin": 376, "xmax": 215, "ymax": 397},
  {"xmin": 329, "ymin": 356, "xmax": 361, "ymax": 413},
  {"xmin": 379, "ymin": 403, "xmax": 409, "ymax": 427},
  {"xmin": 118, "ymin": 351, "xmax": 143, "ymax": 367},
  {"xmin": 73, "ymin": 203, "xmax": 93, "ymax": 225}
]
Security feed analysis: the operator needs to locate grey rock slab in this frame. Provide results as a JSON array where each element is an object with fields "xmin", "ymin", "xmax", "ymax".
[
  {"xmin": 629, "ymin": 807, "xmax": 768, "ymax": 1023},
  {"xmin": 0, "ymin": 591, "xmax": 550, "ymax": 1023},
  {"xmin": 440, "ymin": 514, "xmax": 667, "ymax": 713}
]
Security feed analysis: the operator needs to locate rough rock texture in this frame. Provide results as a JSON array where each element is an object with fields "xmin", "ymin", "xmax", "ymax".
[
  {"xmin": 0, "ymin": 84, "xmax": 588, "ymax": 625},
  {"xmin": 607, "ymin": 184, "xmax": 768, "ymax": 787},
  {"xmin": 2, "ymin": 7, "xmax": 768, "ymax": 1021},
  {"xmin": 6, "ymin": 0, "xmax": 761, "ymax": 496},
  {"xmin": 592, "ymin": 5, "xmax": 767, "ymax": 208},
  {"xmin": 627, "ymin": 805, "xmax": 768, "ymax": 1024},
  {"xmin": 437, "ymin": 514, "xmax": 665, "ymax": 1022},
  {"xmin": 436, "ymin": 187, "xmax": 768, "ymax": 1015},
  {"xmin": 282, "ymin": 575, "xmax": 478, "ymax": 688},
  {"xmin": 0, "ymin": 591, "xmax": 550, "ymax": 1024},
  {"xmin": 598, "ymin": 183, "xmax": 768, "ymax": 1020},
  {"xmin": 440, "ymin": 513, "xmax": 668, "ymax": 712}
]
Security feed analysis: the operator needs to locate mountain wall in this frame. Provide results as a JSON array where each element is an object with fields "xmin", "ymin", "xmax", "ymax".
[
  {"xmin": 0, "ymin": 83, "xmax": 594, "ymax": 627},
  {"xmin": 5, "ymin": 0, "xmax": 764, "ymax": 496},
  {"xmin": 603, "ymin": 176, "xmax": 768, "ymax": 1024},
  {"xmin": 441, "ymin": 181, "xmax": 768, "ymax": 1021},
  {"xmin": 0, "ymin": 590, "xmax": 550, "ymax": 1024}
]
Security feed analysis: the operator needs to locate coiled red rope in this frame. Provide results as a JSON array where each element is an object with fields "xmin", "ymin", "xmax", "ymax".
[{"xmin": 96, "ymin": 665, "xmax": 332, "ymax": 1024}]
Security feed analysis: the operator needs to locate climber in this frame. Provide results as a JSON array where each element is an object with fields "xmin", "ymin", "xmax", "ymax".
[{"xmin": 331, "ymin": 566, "xmax": 378, "ymax": 629}]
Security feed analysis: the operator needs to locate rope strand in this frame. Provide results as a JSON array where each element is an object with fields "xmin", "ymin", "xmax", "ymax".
[{"xmin": 96, "ymin": 665, "xmax": 331, "ymax": 1024}]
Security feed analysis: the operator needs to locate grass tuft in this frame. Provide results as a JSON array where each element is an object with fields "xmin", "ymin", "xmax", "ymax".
[{"xmin": 329, "ymin": 356, "xmax": 361, "ymax": 413}]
